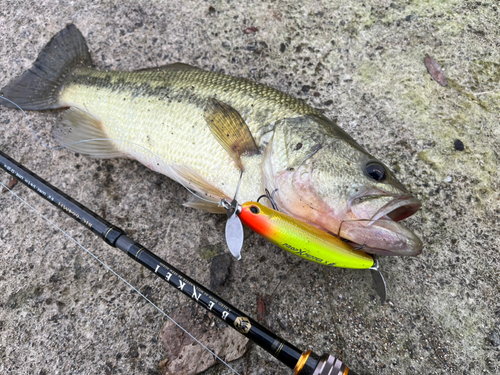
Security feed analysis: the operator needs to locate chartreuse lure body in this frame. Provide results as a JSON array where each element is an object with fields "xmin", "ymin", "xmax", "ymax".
[{"xmin": 238, "ymin": 202, "xmax": 374, "ymax": 269}]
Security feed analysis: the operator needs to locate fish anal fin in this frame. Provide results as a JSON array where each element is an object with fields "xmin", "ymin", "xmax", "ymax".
[
  {"xmin": 183, "ymin": 198, "xmax": 227, "ymax": 214},
  {"xmin": 54, "ymin": 107, "xmax": 125, "ymax": 158},
  {"xmin": 204, "ymin": 98, "xmax": 260, "ymax": 171},
  {"xmin": 170, "ymin": 165, "xmax": 229, "ymax": 202}
]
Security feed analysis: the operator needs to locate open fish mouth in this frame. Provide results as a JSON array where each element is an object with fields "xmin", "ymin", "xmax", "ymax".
[
  {"xmin": 341, "ymin": 195, "xmax": 422, "ymax": 256},
  {"xmin": 349, "ymin": 194, "xmax": 421, "ymax": 224},
  {"xmin": 368, "ymin": 195, "xmax": 421, "ymax": 224}
]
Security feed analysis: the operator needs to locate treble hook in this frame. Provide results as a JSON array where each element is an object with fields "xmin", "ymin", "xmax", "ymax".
[
  {"xmin": 352, "ymin": 244, "xmax": 367, "ymax": 251},
  {"xmin": 257, "ymin": 188, "xmax": 279, "ymax": 211}
]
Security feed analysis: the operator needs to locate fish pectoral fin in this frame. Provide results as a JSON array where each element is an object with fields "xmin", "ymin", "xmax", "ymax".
[
  {"xmin": 53, "ymin": 107, "xmax": 126, "ymax": 158},
  {"xmin": 135, "ymin": 63, "xmax": 201, "ymax": 72},
  {"xmin": 170, "ymin": 165, "xmax": 229, "ymax": 202},
  {"xmin": 204, "ymin": 98, "xmax": 260, "ymax": 171}
]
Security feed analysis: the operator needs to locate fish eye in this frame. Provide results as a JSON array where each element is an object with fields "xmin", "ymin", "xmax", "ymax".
[
  {"xmin": 365, "ymin": 162, "xmax": 386, "ymax": 182},
  {"xmin": 250, "ymin": 206, "xmax": 260, "ymax": 214}
]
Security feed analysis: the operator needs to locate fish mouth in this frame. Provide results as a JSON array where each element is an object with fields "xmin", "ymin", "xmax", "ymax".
[
  {"xmin": 341, "ymin": 194, "xmax": 422, "ymax": 256},
  {"xmin": 349, "ymin": 194, "xmax": 421, "ymax": 224},
  {"xmin": 368, "ymin": 195, "xmax": 421, "ymax": 224}
]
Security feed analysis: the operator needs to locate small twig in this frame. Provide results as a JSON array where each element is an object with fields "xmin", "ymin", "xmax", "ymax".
[
  {"xmin": 256, "ymin": 261, "xmax": 301, "ymax": 321},
  {"xmin": 245, "ymin": 342, "xmax": 253, "ymax": 375}
]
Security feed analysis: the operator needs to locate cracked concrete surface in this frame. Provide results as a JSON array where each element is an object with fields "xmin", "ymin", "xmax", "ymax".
[{"xmin": 0, "ymin": 1, "xmax": 499, "ymax": 374}]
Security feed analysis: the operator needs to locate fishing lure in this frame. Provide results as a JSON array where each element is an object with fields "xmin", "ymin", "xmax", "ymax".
[
  {"xmin": 238, "ymin": 201, "xmax": 374, "ymax": 269},
  {"xmin": 221, "ymin": 198, "xmax": 387, "ymax": 303}
]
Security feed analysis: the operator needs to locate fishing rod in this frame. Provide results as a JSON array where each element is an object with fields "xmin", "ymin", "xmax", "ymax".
[{"xmin": 0, "ymin": 149, "xmax": 358, "ymax": 375}]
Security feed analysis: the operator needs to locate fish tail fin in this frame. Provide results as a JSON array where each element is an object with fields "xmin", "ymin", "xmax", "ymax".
[{"xmin": 1, "ymin": 24, "xmax": 92, "ymax": 110}]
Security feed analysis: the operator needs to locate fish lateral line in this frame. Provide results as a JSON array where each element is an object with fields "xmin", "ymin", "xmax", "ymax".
[{"xmin": 1, "ymin": 21, "xmax": 423, "ymax": 258}]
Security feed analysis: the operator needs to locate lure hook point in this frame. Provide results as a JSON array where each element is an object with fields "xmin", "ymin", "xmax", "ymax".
[{"xmin": 256, "ymin": 188, "xmax": 279, "ymax": 211}]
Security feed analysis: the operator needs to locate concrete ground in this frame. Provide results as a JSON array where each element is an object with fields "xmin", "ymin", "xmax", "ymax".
[{"xmin": 0, "ymin": 1, "xmax": 498, "ymax": 374}]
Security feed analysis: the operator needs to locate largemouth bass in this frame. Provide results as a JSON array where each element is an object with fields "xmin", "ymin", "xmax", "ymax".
[{"xmin": 1, "ymin": 25, "xmax": 422, "ymax": 256}]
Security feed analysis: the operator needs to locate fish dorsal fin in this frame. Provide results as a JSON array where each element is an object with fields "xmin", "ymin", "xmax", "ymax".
[
  {"xmin": 136, "ymin": 63, "xmax": 201, "ymax": 72},
  {"xmin": 53, "ymin": 107, "xmax": 125, "ymax": 158},
  {"xmin": 204, "ymin": 98, "xmax": 260, "ymax": 171}
]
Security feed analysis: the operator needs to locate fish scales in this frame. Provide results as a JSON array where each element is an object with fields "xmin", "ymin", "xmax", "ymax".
[{"xmin": 60, "ymin": 67, "xmax": 318, "ymax": 202}]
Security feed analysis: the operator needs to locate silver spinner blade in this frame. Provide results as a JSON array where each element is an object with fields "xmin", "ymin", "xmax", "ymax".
[{"xmin": 225, "ymin": 212, "xmax": 244, "ymax": 260}]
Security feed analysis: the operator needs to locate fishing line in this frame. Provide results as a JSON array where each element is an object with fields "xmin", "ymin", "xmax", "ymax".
[
  {"xmin": 0, "ymin": 178, "xmax": 242, "ymax": 375},
  {"xmin": 0, "ymin": 96, "xmax": 221, "ymax": 206},
  {"xmin": 0, "ymin": 96, "xmax": 241, "ymax": 374}
]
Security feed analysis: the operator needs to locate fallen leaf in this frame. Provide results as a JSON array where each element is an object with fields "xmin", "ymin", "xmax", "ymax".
[
  {"xmin": 159, "ymin": 305, "xmax": 249, "ymax": 375},
  {"xmin": 424, "ymin": 54, "xmax": 447, "ymax": 86}
]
